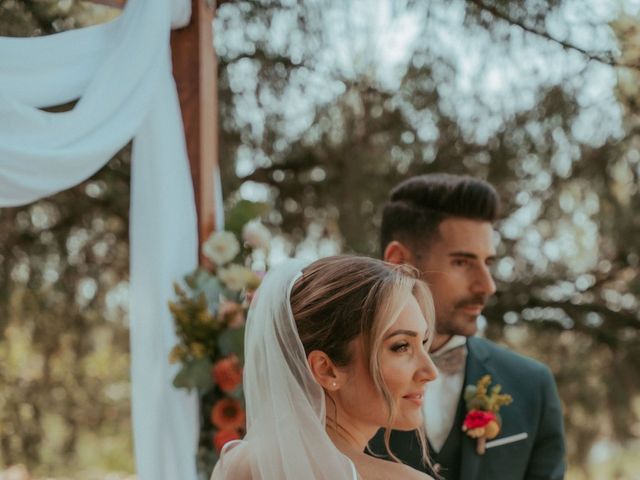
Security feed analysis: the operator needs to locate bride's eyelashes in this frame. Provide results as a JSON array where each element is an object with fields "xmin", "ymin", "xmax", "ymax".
[
  {"xmin": 390, "ymin": 338, "xmax": 430, "ymax": 353},
  {"xmin": 390, "ymin": 341, "xmax": 410, "ymax": 353}
]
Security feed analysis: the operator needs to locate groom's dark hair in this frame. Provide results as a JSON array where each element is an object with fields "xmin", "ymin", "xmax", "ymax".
[{"xmin": 380, "ymin": 173, "xmax": 501, "ymax": 255}]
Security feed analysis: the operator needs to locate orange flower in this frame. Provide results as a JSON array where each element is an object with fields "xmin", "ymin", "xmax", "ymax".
[
  {"xmin": 211, "ymin": 397, "xmax": 245, "ymax": 430},
  {"xmin": 212, "ymin": 355, "xmax": 243, "ymax": 393},
  {"xmin": 212, "ymin": 428, "xmax": 241, "ymax": 453}
]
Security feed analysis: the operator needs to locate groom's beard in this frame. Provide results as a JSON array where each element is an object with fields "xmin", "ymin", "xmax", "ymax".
[
  {"xmin": 454, "ymin": 295, "xmax": 488, "ymax": 312},
  {"xmin": 437, "ymin": 294, "xmax": 489, "ymax": 337}
]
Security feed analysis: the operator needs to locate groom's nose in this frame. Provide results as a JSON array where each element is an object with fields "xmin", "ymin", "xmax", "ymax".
[{"xmin": 470, "ymin": 263, "xmax": 496, "ymax": 297}]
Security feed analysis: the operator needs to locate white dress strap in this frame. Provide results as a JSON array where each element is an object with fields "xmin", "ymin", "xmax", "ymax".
[
  {"xmin": 348, "ymin": 458, "xmax": 359, "ymax": 480},
  {"xmin": 220, "ymin": 439, "xmax": 243, "ymax": 455},
  {"xmin": 211, "ymin": 439, "xmax": 246, "ymax": 480}
]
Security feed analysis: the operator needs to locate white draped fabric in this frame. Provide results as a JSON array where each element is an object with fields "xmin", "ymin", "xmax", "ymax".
[{"xmin": 0, "ymin": 1, "xmax": 200, "ymax": 479}]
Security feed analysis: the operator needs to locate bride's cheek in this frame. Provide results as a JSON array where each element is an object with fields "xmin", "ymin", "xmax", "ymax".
[{"xmin": 381, "ymin": 364, "xmax": 404, "ymax": 394}]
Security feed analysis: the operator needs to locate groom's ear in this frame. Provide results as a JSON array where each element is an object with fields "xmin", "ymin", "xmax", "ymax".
[
  {"xmin": 384, "ymin": 240, "xmax": 412, "ymax": 265},
  {"xmin": 307, "ymin": 350, "xmax": 342, "ymax": 391}
]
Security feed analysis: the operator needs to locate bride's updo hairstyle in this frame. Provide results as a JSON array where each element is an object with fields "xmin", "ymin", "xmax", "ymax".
[{"xmin": 290, "ymin": 255, "xmax": 434, "ymax": 466}]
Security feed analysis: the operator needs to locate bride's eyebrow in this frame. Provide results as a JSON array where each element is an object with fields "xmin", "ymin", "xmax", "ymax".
[{"xmin": 384, "ymin": 329, "xmax": 418, "ymax": 340}]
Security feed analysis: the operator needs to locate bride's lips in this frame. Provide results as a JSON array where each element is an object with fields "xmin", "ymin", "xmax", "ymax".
[{"xmin": 402, "ymin": 392, "xmax": 424, "ymax": 406}]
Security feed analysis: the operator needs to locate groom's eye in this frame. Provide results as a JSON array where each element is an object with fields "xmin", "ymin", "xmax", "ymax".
[{"xmin": 452, "ymin": 258, "xmax": 469, "ymax": 267}]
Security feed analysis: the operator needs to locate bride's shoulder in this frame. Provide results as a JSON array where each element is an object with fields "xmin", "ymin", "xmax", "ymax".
[
  {"xmin": 210, "ymin": 441, "xmax": 253, "ymax": 480},
  {"xmin": 361, "ymin": 456, "xmax": 433, "ymax": 480},
  {"xmin": 382, "ymin": 461, "xmax": 433, "ymax": 480},
  {"xmin": 393, "ymin": 463, "xmax": 434, "ymax": 480}
]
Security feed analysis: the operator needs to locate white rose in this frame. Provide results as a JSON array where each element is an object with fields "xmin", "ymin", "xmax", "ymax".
[
  {"xmin": 242, "ymin": 220, "xmax": 271, "ymax": 250},
  {"xmin": 218, "ymin": 264, "xmax": 253, "ymax": 291},
  {"xmin": 202, "ymin": 231, "xmax": 240, "ymax": 266}
]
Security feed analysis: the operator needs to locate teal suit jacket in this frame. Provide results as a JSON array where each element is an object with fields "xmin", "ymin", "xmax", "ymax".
[{"xmin": 369, "ymin": 337, "xmax": 566, "ymax": 480}]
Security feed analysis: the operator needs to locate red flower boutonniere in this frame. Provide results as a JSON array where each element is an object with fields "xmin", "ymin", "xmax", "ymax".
[{"xmin": 462, "ymin": 374, "xmax": 513, "ymax": 455}]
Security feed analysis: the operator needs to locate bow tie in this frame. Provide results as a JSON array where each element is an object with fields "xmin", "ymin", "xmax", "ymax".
[{"xmin": 432, "ymin": 344, "xmax": 467, "ymax": 375}]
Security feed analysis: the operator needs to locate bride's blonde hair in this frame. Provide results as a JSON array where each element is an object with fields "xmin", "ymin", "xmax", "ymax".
[{"xmin": 290, "ymin": 255, "xmax": 435, "ymax": 468}]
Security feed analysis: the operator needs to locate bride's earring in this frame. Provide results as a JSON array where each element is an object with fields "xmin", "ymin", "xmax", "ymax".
[{"xmin": 331, "ymin": 381, "xmax": 338, "ymax": 389}]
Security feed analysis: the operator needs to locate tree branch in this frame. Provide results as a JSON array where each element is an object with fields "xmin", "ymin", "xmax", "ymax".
[
  {"xmin": 467, "ymin": 0, "xmax": 640, "ymax": 70},
  {"xmin": 487, "ymin": 296, "xmax": 639, "ymax": 330}
]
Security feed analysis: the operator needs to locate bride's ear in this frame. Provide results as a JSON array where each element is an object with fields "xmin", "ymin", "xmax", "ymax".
[{"xmin": 307, "ymin": 350, "xmax": 343, "ymax": 391}]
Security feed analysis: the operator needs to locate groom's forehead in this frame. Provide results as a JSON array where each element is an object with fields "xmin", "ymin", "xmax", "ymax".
[{"xmin": 421, "ymin": 218, "xmax": 496, "ymax": 254}]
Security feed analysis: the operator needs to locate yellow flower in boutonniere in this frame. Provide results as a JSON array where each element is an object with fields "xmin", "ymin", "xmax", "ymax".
[{"xmin": 462, "ymin": 374, "xmax": 513, "ymax": 455}]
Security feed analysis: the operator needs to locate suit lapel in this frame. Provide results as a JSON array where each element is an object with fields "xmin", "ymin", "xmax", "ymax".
[{"xmin": 459, "ymin": 337, "xmax": 495, "ymax": 480}]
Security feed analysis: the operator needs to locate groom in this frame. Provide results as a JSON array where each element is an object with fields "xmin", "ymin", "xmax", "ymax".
[{"xmin": 369, "ymin": 173, "xmax": 566, "ymax": 479}]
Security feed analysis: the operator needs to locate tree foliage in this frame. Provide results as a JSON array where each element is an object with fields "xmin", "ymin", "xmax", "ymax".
[{"xmin": 0, "ymin": 7, "xmax": 132, "ymax": 463}]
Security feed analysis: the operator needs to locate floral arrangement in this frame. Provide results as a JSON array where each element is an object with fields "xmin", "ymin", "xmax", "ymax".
[
  {"xmin": 462, "ymin": 374, "xmax": 513, "ymax": 455},
  {"xmin": 168, "ymin": 201, "xmax": 270, "ymax": 477}
]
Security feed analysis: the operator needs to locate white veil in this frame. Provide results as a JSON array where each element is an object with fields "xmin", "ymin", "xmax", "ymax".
[{"xmin": 211, "ymin": 259, "xmax": 356, "ymax": 479}]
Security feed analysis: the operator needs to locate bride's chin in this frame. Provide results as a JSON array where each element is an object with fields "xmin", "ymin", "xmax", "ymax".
[{"xmin": 390, "ymin": 415, "xmax": 423, "ymax": 432}]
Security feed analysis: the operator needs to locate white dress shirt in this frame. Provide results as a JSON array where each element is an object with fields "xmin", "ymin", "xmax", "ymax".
[{"xmin": 423, "ymin": 335, "xmax": 468, "ymax": 452}]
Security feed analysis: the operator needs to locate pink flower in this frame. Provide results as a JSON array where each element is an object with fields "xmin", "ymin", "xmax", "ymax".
[
  {"xmin": 463, "ymin": 409, "xmax": 496, "ymax": 430},
  {"xmin": 218, "ymin": 301, "xmax": 245, "ymax": 327}
]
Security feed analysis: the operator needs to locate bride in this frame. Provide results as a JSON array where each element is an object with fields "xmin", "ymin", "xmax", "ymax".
[{"xmin": 211, "ymin": 255, "xmax": 438, "ymax": 480}]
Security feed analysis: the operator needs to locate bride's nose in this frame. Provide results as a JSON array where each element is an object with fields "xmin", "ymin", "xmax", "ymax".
[{"xmin": 416, "ymin": 351, "xmax": 438, "ymax": 383}]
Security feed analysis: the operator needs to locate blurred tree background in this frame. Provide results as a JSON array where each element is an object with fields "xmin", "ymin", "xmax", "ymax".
[{"xmin": 1, "ymin": 0, "xmax": 639, "ymax": 479}]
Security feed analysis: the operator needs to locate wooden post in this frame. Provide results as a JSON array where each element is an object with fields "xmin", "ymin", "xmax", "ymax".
[
  {"xmin": 171, "ymin": 0, "xmax": 220, "ymax": 261},
  {"xmin": 85, "ymin": 0, "xmax": 221, "ymax": 259}
]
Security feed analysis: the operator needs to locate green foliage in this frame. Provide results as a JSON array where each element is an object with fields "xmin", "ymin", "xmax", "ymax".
[
  {"xmin": 169, "ymin": 285, "xmax": 220, "ymax": 361},
  {"xmin": 184, "ymin": 268, "xmax": 224, "ymax": 307},
  {"xmin": 168, "ymin": 217, "xmax": 268, "ymax": 476},
  {"xmin": 173, "ymin": 358, "xmax": 214, "ymax": 392},
  {"xmin": 0, "ymin": 143, "xmax": 132, "ymax": 474},
  {"xmin": 224, "ymin": 200, "xmax": 270, "ymax": 238},
  {"xmin": 217, "ymin": 327, "xmax": 245, "ymax": 363},
  {"xmin": 0, "ymin": 0, "xmax": 119, "ymax": 37}
]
